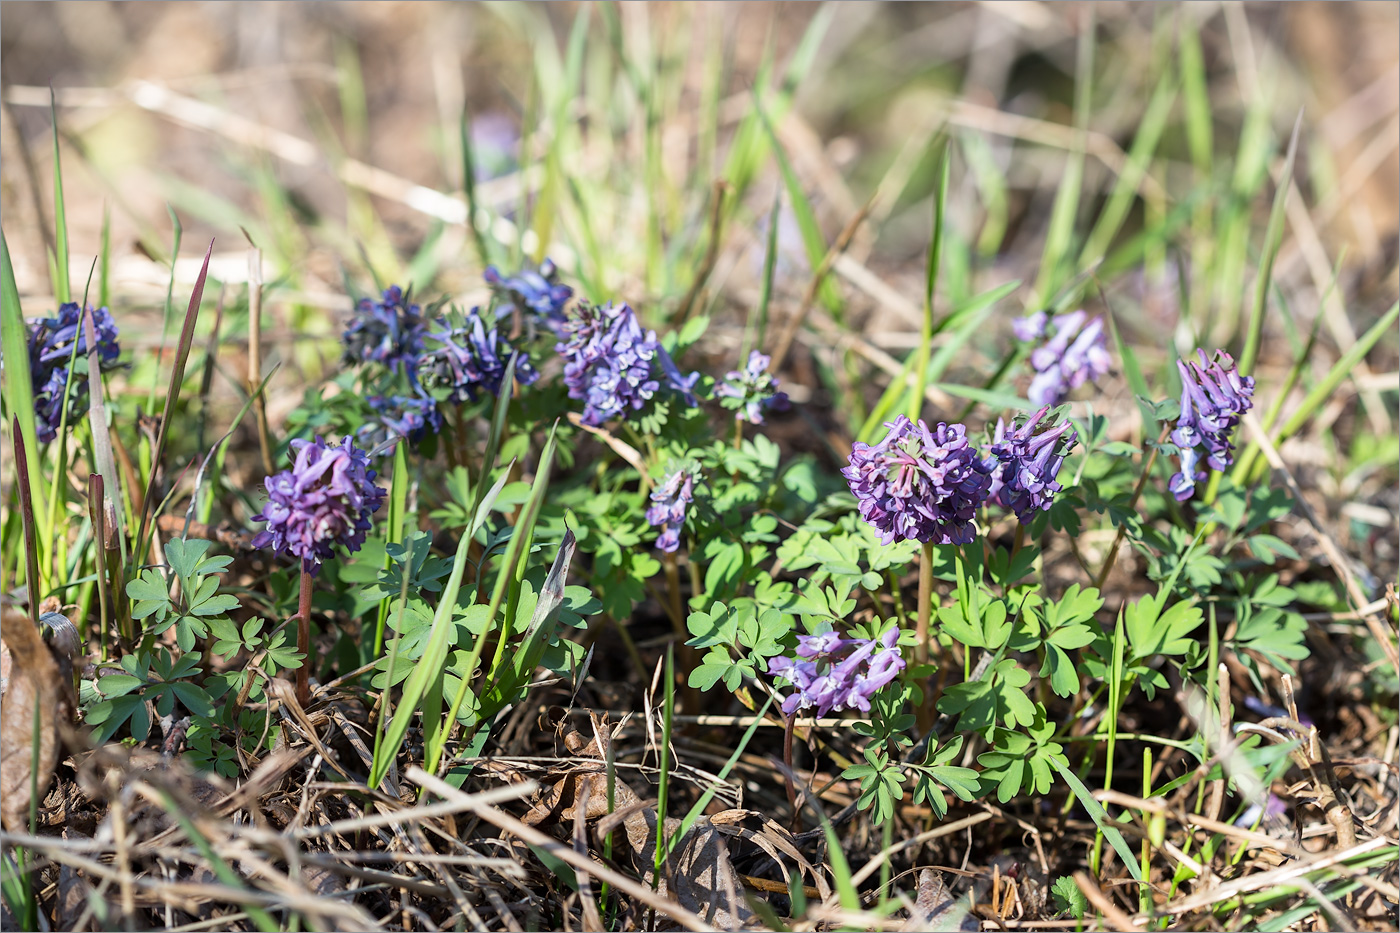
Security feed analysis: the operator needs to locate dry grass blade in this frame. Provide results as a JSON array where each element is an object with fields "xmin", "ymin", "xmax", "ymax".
[
  {"xmin": 1243, "ymin": 411, "xmax": 1399, "ymax": 673},
  {"xmin": 407, "ymin": 767, "xmax": 715, "ymax": 933},
  {"xmin": 1072, "ymin": 872, "xmax": 1141, "ymax": 931},
  {"xmin": 1163, "ymin": 837, "xmax": 1391, "ymax": 916},
  {"xmin": 849, "ymin": 812, "xmax": 992, "ymax": 887}
]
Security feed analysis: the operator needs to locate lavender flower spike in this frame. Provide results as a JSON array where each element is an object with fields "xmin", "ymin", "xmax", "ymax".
[
  {"xmin": 986, "ymin": 407, "xmax": 1078, "ymax": 523},
  {"xmin": 1168, "ymin": 349, "xmax": 1255, "ymax": 501},
  {"xmin": 342, "ymin": 285, "xmax": 429, "ymax": 377},
  {"xmin": 26, "ymin": 302, "xmax": 121, "ymax": 443},
  {"xmin": 843, "ymin": 416, "xmax": 994, "ymax": 546},
  {"xmin": 769, "ymin": 628, "xmax": 905, "ymax": 717},
  {"xmin": 557, "ymin": 301, "xmax": 699, "ymax": 426},
  {"xmin": 716, "ymin": 350, "xmax": 789, "ymax": 424},
  {"xmin": 419, "ymin": 307, "xmax": 539, "ymax": 405},
  {"xmin": 251, "ymin": 435, "xmax": 386, "ymax": 574},
  {"xmin": 1016, "ymin": 310, "xmax": 1112, "ymax": 407},
  {"xmin": 646, "ymin": 462, "xmax": 699, "ymax": 552}
]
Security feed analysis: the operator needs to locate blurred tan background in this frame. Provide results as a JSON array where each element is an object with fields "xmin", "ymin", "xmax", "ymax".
[{"xmin": 2, "ymin": 2, "xmax": 1396, "ymax": 326}]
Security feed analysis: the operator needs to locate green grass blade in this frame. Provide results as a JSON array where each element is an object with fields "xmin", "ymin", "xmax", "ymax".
[
  {"xmin": 1235, "ymin": 301, "xmax": 1400, "ymax": 483},
  {"xmin": 1033, "ymin": 6, "xmax": 1094, "ymax": 306},
  {"xmin": 1104, "ymin": 309, "xmax": 1160, "ymax": 440},
  {"xmin": 99, "ymin": 205, "xmax": 111, "ymax": 308},
  {"xmin": 1239, "ymin": 112, "xmax": 1302, "ymax": 376},
  {"xmin": 721, "ymin": 4, "xmax": 832, "ymax": 207},
  {"xmin": 432, "ymin": 422, "xmax": 561, "ymax": 770},
  {"xmin": 1079, "ymin": 71, "xmax": 1177, "ymax": 271},
  {"xmin": 909, "ymin": 142, "xmax": 949, "ymax": 421},
  {"xmin": 470, "ymin": 353, "xmax": 519, "ymax": 525},
  {"xmin": 1, "ymin": 231, "xmax": 44, "ymax": 523},
  {"xmin": 147, "ymin": 208, "xmax": 184, "ymax": 412},
  {"xmin": 459, "ymin": 110, "xmax": 497, "ymax": 270},
  {"xmin": 371, "ymin": 525, "xmax": 474, "ymax": 790},
  {"xmin": 49, "ymin": 92, "xmax": 70, "ymax": 304},
  {"xmin": 752, "ymin": 194, "xmax": 782, "ymax": 354},
  {"xmin": 859, "ymin": 280, "xmax": 1019, "ymax": 441},
  {"xmin": 652, "ymin": 644, "xmax": 675, "ymax": 881},
  {"xmin": 753, "ymin": 99, "xmax": 842, "ymax": 314},
  {"xmin": 478, "ymin": 424, "xmax": 561, "ymax": 686},
  {"xmin": 667, "ymin": 696, "xmax": 773, "ymax": 857},
  {"xmin": 133, "ymin": 239, "xmax": 212, "ymax": 567},
  {"xmin": 1178, "ymin": 15, "xmax": 1213, "ymax": 173},
  {"xmin": 819, "ymin": 813, "xmax": 862, "ymax": 910},
  {"xmin": 82, "ymin": 291, "xmax": 127, "ymax": 563},
  {"xmin": 12, "ymin": 416, "xmax": 43, "ymax": 624},
  {"xmin": 1051, "ymin": 758, "xmax": 1144, "ymax": 882}
]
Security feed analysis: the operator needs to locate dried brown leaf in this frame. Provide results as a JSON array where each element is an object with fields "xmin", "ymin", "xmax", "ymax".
[{"xmin": 0, "ymin": 608, "xmax": 73, "ymax": 832}]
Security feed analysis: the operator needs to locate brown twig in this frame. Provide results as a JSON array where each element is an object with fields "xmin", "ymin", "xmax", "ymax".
[
  {"xmin": 296, "ymin": 567, "xmax": 314, "ymax": 708},
  {"xmin": 767, "ymin": 196, "xmax": 873, "ymax": 375},
  {"xmin": 674, "ymin": 180, "xmax": 728, "ymax": 325},
  {"xmin": 1072, "ymin": 872, "xmax": 1139, "ymax": 931}
]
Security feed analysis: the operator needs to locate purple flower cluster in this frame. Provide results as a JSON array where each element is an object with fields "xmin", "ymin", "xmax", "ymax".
[
  {"xmin": 485, "ymin": 259, "xmax": 573, "ymax": 333},
  {"xmin": 557, "ymin": 302, "xmax": 698, "ymax": 427},
  {"xmin": 769, "ymin": 629, "xmax": 904, "ymax": 717},
  {"xmin": 251, "ymin": 435, "xmax": 386, "ymax": 574},
  {"xmin": 343, "ymin": 285, "xmax": 429, "ymax": 375},
  {"xmin": 716, "ymin": 350, "xmax": 789, "ymax": 424},
  {"xmin": 27, "ymin": 302, "xmax": 121, "ymax": 443},
  {"xmin": 419, "ymin": 309, "xmax": 539, "ymax": 405},
  {"xmin": 986, "ymin": 407, "xmax": 1078, "ymax": 523},
  {"xmin": 1168, "ymin": 349, "xmax": 1254, "ymax": 501},
  {"xmin": 843, "ymin": 416, "xmax": 994, "ymax": 546},
  {"xmin": 1015, "ymin": 310, "xmax": 1112, "ymax": 407},
  {"xmin": 360, "ymin": 393, "xmax": 442, "ymax": 449},
  {"xmin": 646, "ymin": 462, "xmax": 699, "ymax": 552}
]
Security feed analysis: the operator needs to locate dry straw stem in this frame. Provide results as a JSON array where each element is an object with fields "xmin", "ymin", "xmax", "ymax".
[
  {"xmin": 406, "ymin": 766, "xmax": 715, "ymax": 933},
  {"xmin": 1237, "ymin": 717, "xmax": 1358, "ymax": 851},
  {"xmin": 1242, "ymin": 411, "xmax": 1400, "ymax": 673},
  {"xmin": 848, "ymin": 812, "xmax": 992, "ymax": 888},
  {"xmin": 4, "ymin": 79, "xmax": 560, "ymax": 263},
  {"xmin": 767, "ymin": 196, "xmax": 874, "ymax": 375},
  {"xmin": 1072, "ymin": 872, "xmax": 1141, "ymax": 931},
  {"xmin": 1094, "ymin": 789, "xmax": 1302, "ymax": 857},
  {"xmin": 1278, "ymin": 173, "xmax": 1391, "ymax": 437},
  {"xmin": 1162, "ymin": 836, "xmax": 1391, "ymax": 917}
]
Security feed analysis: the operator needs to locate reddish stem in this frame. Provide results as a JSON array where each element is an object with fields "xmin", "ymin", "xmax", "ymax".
[{"xmin": 296, "ymin": 565, "xmax": 314, "ymax": 707}]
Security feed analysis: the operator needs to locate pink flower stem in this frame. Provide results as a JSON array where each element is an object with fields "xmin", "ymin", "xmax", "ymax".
[{"xmin": 916, "ymin": 540, "xmax": 934, "ymax": 666}]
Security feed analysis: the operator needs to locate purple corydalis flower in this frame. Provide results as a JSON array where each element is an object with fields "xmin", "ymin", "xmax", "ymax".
[
  {"xmin": 485, "ymin": 259, "xmax": 574, "ymax": 333},
  {"xmin": 987, "ymin": 407, "xmax": 1078, "ymax": 523},
  {"xmin": 358, "ymin": 393, "xmax": 442, "ymax": 451},
  {"xmin": 557, "ymin": 302, "xmax": 698, "ymax": 427},
  {"xmin": 26, "ymin": 302, "xmax": 121, "ymax": 443},
  {"xmin": 843, "ymin": 416, "xmax": 994, "ymax": 546},
  {"xmin": 769, "ymin": 628, "xmax": 905, "ymax": 717},
  {"xmin": 716, "ymin": 350, "xmax": 789, "ymax": 424},
  {"xmin": 646, "ymin": 462, "xmax": 699, "ymax": 552},
  {"xmin": 1016, "ymin": 310, "xmax": 1112, "ymax": 407},
  {"xmin": 251, "ymin": 435, "xmax": 386, "ymax": 574},
  {"xmin": 419, "ymin": 308, "xmax": 539, "ymax": 405},
  {"xmin": 1168, "ymin": 349, "xmax": 1254, "ymax": 501},
  {"xmin": 343, "ymin": 285, "xmax": 429, "ymax": 376}
]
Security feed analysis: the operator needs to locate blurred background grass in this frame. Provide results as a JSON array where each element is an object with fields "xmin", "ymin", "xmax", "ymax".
[{"xmin": 2, "ymin": 1, "xmax": 1396, "ymax": 547}]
